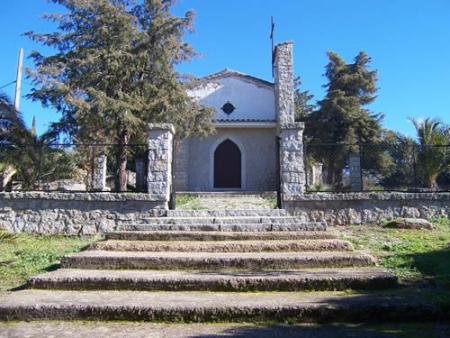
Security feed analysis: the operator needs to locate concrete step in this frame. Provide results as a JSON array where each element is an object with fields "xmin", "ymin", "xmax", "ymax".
[
  {"xmin": 106, "ymin": 231, "xmax": 337, "ymax": 241},
  {"xmin": 166, "ymin": 209, "xmax": 288, "ymax": 217},
  {"xmin": 119, "ymin": 221, "xmax": 326, "ymax": 232},
  {"xmin": 61, "ymin": 251, "xmax": 375, "ymax": 270},
  {"xmin": 28, "ymin": 268, "xmax": 397, "ymax": 292},
  {"xmin": 91, "ymin": 239, "xmax": 353, "ymax": 252},
  {"xmin": 0, "ymin": 290, "xmax": 439, "ymax": 322}
]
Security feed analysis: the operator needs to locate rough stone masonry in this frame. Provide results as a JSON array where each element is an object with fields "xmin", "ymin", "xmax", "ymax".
[
  {"xmin": 274, "ymin": 41, "xmax": 307, "ymax": 204},
  {"xmin": 147, "ymin": 123, "xmax": 175, "ymax": 204}
]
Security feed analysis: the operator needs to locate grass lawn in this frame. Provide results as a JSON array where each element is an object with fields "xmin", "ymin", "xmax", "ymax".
[
  {"xmin": 0, "ymin": 232, "xmax": 96, "ymax": 291},
  {"xmin": 338, "ymin": 217, "xmax": 450, "ymax": 310}
]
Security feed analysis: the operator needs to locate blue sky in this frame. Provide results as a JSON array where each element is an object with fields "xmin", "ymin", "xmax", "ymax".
[{"xmin": 1, "ymin": 0, "xmax": 449, "ymax": 136}]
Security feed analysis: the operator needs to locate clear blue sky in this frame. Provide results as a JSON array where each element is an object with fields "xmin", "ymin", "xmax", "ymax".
[{"xmin": 1, "ymin": 0, "xmax": 449, "ymax": 136}]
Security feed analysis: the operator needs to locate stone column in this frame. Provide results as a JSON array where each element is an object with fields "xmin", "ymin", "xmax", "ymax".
[
  {"xmin": 147, "ymin": 123, "xmax": 174, "ymax": 206},
  {"xmin": 274, "ymin": 41, "xmax": 295, "ymax": 126},
  {"xmin": 274, "ymin": 41, "xmax": 306, "ymax": 203},
  {"xmin": 280, "ymin": 122, "xmax": 306, "ymax": 203},
  {"xmin": 349, "ymin": 155, "xmax": 362, "ymax": 191},
  {"xmin": 91, "ymin": 154, "xmax": 107, "ymax": 191}
]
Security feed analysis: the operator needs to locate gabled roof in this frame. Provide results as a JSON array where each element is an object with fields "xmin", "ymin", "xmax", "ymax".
[{"xmin": 198, "ymin": 68, "xmax": 274, "ymax": 88}]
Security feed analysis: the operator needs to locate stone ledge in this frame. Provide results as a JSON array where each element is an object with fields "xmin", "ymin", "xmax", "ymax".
[
  {"xmin": 0, "ymin": 192, "xmax": 165, "ymax": 202},
  {"xmin": 148, "ymin": 123, "xmax": 175, "ymax": 134},
  {"xmin": 279, "ymin": 121, "xmax": 305, "ymax": 130},
  {"xmin": 285, "ymin": 192, "xmax": 450, "ymax": 202}
]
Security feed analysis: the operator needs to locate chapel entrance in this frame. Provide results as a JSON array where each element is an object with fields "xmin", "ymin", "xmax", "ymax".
[{"xmin": 214, "ymin": 139, "xmax": 242, "ymax": 188}]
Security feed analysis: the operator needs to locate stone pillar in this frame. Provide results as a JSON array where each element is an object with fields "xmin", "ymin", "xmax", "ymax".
[
  {"xmin": 349, "ymin": 155, "xmax": 362, "ymax": 191},
  {"xmin": 274, "ymin": 41, "xmax": 295, "ymax": 125},
  {"xmin": 91, "ymin": 154, "xmax": 107, "ymax": 191},
  {"xmin": 307, "ymin": 162, "xmax": 323, "ymax": 187},
  {"xmin": 275, "ymin": 41, "xmax": 306, "ymax": 203},
  {"xmin": 280, "ymin": 122, "xmax": 306, "ymax": 203},
  {"xmin": 147, "ymin": 123, "xmax": 174, "ymax": 205},
  {"xmin": 135, "ymin": 158, "xmax": 146, "ymax": 192}
]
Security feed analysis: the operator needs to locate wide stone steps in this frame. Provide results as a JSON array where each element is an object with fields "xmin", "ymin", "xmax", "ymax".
[
  {"xmin": 0, "ymin": 205, "xmax": 401, "ymax": 323},
  {"xmin": 0, "ymin": 290, "xmax": 439, "ymax": 322},
  {"xmin": 124, "ymin": 216, "xmax": 312, "ymax": 225},
  {"xmin": 120, "ymin": 222, "xmax": 326, "ymax": 232},
  {"xmin": 166, "ymin": 209, "xmax": 288, "ymax": 217},
  {"xmin": 106, "ymin": 230, "xmax": 337, "ymax": 241},
  {"xmin": 28, "ymin": 268, "xmax": 397, "ymax": 292},
  {"xmin": 91, "ymin": 239, "xmax": 353, "ymax": 252},
  {"xmin": 61, "ymin": 251, "xmax": 375, "ymax": 270}
]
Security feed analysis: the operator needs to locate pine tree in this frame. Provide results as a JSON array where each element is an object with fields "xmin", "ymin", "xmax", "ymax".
[
  {"xmin": 26, "ymin": 0, "xmax": 214, "ymax": 191},
  {"xmin": 293, "ymin": 76, "xmax": 315, "ymax": 122},
  {"xmin": 307, "ymin": 51, "xmax": 385, "ymax": 187}
]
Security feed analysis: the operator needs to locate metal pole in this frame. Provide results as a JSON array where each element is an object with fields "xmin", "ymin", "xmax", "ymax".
[{"xmin": 14, "ymin": 48, "xmax": 24, "ymax": 111}]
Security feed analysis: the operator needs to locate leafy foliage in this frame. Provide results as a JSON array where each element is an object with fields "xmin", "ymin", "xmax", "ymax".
[
  {"xmin": 0, "ymin": 91, "xmax": 78, "ymax": 190},
  {"xmin": 410, "ymin": 118, "xmax": 450, "ymax": 189}
]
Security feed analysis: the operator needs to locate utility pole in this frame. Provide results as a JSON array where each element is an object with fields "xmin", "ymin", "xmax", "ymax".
[{"xmin": 14, "ymin": 48, "xmax": 24, "ymax": 111}]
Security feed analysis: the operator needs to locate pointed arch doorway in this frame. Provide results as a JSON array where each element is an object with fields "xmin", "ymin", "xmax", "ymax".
[{"xmin": 213, "ymin": 139, "xmax": 242, "ymax": 189}]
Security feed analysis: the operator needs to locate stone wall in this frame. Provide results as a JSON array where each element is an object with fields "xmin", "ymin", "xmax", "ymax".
[
  {"xmin": 284, "ymin": 192, "xmax": 450, "ymax": 225},
  {"xmin": 0, "ymin": 192, "xmax": 166, "ymax": 235}
]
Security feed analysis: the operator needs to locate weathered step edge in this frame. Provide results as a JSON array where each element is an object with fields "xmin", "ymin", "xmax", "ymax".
[
  {"xmin": 106, "ymin": 231, "xmax": 337, "ymax": 241},
  {"xmin": 119, "ymin": 222, "xmax": 326, "ymax": 232},
  {"xmin": 125, "ymin": 216, "xmax": 314, "ymax": 225},
  {"xmin": 0, "ymin": 291, "xmax": 441, "ymax": 323},
  {"xmin": 166, "ymin": 209, "xmax": 289, "ymax": 217},
  {"xmin": 61, "ymin": 252, "xmax": 375, "ymax": 270},
  {"xmin": 91, "ymin": 239, "xmax": 353, "ymax": 252},
  {"xmin": 28, "ymin": 268, "xmax": 397, "ymax": 292}
]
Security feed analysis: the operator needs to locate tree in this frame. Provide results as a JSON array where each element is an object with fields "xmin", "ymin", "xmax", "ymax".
[
  {"xmin": 379, "ymin": 130, "xmax": 416, "ymax": 190},
  {"xmin": 307, "ymin": 51, "xmax": 386, "ymax": 187},
  {"xmin": 26, "ymin": 0, "xmax": 214, "ymax": 191},
  {"xmin": 0, "ymin": 92, "xmax": 77, "ymax": 190},
  {"xmin": 410, "ymin": 118, "xmax": 450, "ymax": 189},
  {"xmin": 294, "ymin": 76, "xmax": 315, "ymax": 122}
]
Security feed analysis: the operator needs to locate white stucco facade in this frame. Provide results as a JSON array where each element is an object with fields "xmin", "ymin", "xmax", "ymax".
[{"xmin": 176, "ymin": 69, "xmax": 278, "ymax": 192}]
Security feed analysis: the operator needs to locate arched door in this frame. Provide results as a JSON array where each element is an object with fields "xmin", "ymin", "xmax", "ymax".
[{"xmin": 214, "ymin": 139, "xmax": 241, "ymax": 188}]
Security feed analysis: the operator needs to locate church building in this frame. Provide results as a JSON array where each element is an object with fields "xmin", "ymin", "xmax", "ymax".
[{"xmin": 174, "ymin": 41, "xmax": 299, "ymax": 193}]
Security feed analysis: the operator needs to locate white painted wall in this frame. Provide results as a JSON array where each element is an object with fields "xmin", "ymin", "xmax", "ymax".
[{"xmin": 188, "ymin": 76, "xmax": 276, "ymax": 121}]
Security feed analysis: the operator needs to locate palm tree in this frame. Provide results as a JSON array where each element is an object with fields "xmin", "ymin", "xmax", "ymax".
[
  {"xmin": 410, "ymin": 118, "xmax": 450, "ymax": 189},
  {"xmin": 0, "ymin": 91, "xmax": 77, "ymax": 190}
]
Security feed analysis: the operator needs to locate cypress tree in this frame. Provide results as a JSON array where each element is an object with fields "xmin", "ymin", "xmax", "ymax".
[{"xmin": 307, "ymin": 51, "xmax": 385, "ymax": 186}]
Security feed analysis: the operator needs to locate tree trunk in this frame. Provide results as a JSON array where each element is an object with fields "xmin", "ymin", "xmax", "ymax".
[{"xmin": 115, "ymin": 128, "xmax": 129, "ymax": 192}]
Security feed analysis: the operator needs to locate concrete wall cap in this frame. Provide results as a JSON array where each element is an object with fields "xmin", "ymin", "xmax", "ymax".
[
  {"xmin": 0, "ymin": 192, "xmax": 165, "ymax": 202},
  {"xmin": 280, "ymin": 122, "xmax": 305, "ymax": 130},
  {"xmin": 148, "ymin": 123, "xmax": 175, "ymax": 134}
]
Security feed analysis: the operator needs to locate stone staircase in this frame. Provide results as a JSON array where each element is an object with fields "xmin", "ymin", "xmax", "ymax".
[{"xmin": 1, "ymin": 207, "xmax": 435, "ymax": 323}]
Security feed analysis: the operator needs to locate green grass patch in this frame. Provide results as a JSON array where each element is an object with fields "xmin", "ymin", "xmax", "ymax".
[
  {"xmin": 338, "ymin": 220, "xmax": 450, "ymax": 315},
  {"xmin": 176, "ymin": 194, "xmax": 206, "ymax": 210},
  {"xmin": 339, "ymin": 218, "xmax": 450, "ymax": 286},
  {"xmin": 0, "ymin": 231, "xmax": 95, "ymax": 291}
]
